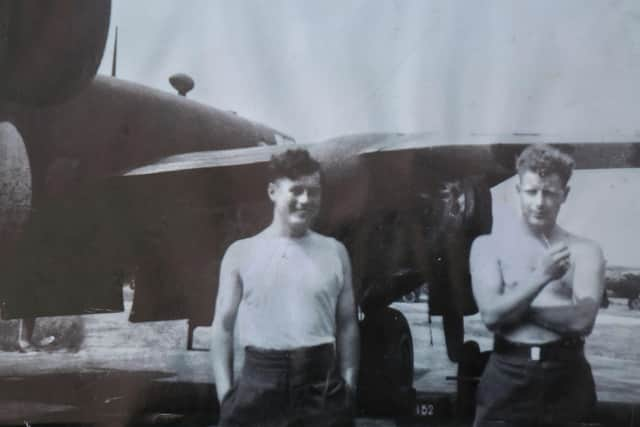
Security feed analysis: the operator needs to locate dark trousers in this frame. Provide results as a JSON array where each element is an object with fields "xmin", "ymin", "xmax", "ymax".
[
  {"xmin": 474, "ymin": 344, "xmax": 596, "ymax": 427},
  {"xmin": 218, "ymin": 343, "xmax": 354, "ymax": 427}
]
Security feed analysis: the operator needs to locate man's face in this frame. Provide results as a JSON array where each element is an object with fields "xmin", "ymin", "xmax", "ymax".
[
  {"xmin": 269, "ymin": 172, "xmax": 322, "ymax": 232},
  {"xmin": 516, "ymin": 170, "xmax": 569, "ymax": 233}
]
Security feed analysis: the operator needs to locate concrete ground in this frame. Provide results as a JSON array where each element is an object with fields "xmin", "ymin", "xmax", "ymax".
[{"xmin": 0, "ymin": 289, "xmax": 639, "ymax": 426}]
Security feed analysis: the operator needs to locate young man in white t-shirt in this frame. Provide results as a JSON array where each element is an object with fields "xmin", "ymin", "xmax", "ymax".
[{"xmin": 211, "ymin": 149, "xmax": 359, "ymax": 427}]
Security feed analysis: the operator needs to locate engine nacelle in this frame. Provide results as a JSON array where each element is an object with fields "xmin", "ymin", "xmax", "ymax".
[{"xmin": 0, "ymin": 122, "xmax": 31, "ymax": 260}]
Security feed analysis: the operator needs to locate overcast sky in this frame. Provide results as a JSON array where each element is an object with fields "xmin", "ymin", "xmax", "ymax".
[
  {"xmin": 98, "ymin": 0, "xmax": 640, "ymax": 142},
  {"xmin": 96, "ymin": 1, "xmax": 640, "ymax": 266}
]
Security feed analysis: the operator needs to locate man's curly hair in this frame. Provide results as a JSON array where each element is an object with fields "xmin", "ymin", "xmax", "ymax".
[
  {"xmin": 516, "ymin": 144, "xmax": 575, "ymax": 185},
  {"xmin": 268, "ymin": 148, "xmax": 321, "ymax": 181}
]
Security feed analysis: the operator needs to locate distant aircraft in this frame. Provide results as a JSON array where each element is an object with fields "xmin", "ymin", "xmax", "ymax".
[
  {"xmin": 604, "ymin": 266, "xmax": 640, "ymax": 310},
  {"xmin": 2, "ymin": 1, "xmax": 640, "ymax": 425}
]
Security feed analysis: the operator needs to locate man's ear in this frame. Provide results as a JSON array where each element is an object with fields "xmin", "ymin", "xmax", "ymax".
[
  {"xmin": 562, "ymin": 186, "xmax": 570, "ymax": 203},
  {"xmin": 268, "ymin": 181, "xmax": 277, "ymax": 201}
]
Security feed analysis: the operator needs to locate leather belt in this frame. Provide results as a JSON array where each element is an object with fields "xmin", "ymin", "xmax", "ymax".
[{"xmin": 493, "ymin": 336, "xmax": 584, "ymax": 361}]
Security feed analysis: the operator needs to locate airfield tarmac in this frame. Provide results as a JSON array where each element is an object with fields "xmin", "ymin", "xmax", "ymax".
[{"xmin": 1, "ymin": 289, "xmax": 639, "ymax": 426}]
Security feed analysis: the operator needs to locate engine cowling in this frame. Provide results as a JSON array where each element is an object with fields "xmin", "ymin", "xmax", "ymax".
[{"xmin": 0, "ymin": 0, "xmax": 111, "ymax": 106}]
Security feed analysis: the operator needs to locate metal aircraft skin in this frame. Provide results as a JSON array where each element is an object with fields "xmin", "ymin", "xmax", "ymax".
[{"xmin": 3, "ymin": 2, "xmax": 640, "ymax": 426}]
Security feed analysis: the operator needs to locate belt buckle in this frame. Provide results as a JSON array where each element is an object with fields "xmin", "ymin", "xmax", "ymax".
[{"xmin": 530, "ymin": 346, "xmax": 541, "ymax": 361}]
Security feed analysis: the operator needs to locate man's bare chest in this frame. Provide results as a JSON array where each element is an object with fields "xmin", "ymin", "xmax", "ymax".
[{"xmin": 499, "ymin": 247, "xmax": 574, "ymax": 297}]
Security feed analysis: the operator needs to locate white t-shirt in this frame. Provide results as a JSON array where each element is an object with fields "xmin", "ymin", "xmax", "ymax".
[{"xmin": 235, "ymin": 232, "xmax": 346, "ymax": 350}]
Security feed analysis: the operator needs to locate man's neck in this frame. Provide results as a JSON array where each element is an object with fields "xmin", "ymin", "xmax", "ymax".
[
  {"xmin": 519, "ymin": 218, "xmax": 557, "ymax": 242},
  {"xmin": 267, "ymin": 221, "xmax": 310, "ymax": 239}
]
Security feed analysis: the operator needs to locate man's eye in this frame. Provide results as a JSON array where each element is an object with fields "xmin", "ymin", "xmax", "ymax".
[{"xmin": 291, "ymin": 188, "xmax": 304, "ymax": 196}]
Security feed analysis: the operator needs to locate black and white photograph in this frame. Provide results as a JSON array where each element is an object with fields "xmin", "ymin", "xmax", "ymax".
[{"xmin": 1, "ymin": 1, "xmax": 640, "ymax": 426}]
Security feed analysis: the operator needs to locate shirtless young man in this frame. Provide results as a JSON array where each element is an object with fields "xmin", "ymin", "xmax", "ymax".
[
  {"xmin": 211, "ymin": 149, "xmax": 359, "ymax": 427},
  {"xmin": 470, "ymin": 144, "xmax": 605, "ymax": 427}
]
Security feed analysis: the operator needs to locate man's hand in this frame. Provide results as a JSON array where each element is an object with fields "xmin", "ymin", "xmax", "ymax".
[
  {"xmin": 344, "ymin": 382, "xmax": 358, "ymax": 414},
  {"xmin": 536, "ymin": 243, "xmax": 571, "ymax": 282},
  {"xmin": 219, "ymin": 385, "xmax": 234, "ymax": 405}
]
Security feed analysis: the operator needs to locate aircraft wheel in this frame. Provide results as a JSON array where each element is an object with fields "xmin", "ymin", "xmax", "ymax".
[
  {"xmin": 397, "ymin": 329, "xmax": 414, "ymax": 386},
  {"xmin": 358, "ymin": 307, "xmax": 415, "ymax": 416},
  {"xmin": 628, "ymin": 296, "xmax": 640, "ymax": 311}
]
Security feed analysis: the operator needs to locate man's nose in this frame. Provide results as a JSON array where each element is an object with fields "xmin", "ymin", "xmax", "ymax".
[
  {"xmin": 298, "ymin": 191, "xmax": 309, "ymax": 204},
  {"xmin": 533, "ymin": 192, "xmax": 544, "ymax": 207}
]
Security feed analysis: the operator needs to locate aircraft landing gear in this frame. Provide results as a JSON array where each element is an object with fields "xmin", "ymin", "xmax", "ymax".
[
  {"xmin": 357, "ymin": 306, "xmax": 416, "ymax": 417},
  {"xmin": 187, "ymin": 320, "xmax": 196, "ymax": 350}
]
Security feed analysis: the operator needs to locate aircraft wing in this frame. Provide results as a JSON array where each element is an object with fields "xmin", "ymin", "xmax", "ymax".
[
  {"xmin": 127, "ymin": 133, "xmax": 640, "ymax": 183},
  {"xmin": 123, "ymin": 145, "xmax": 287, "ymax": 176},
  {"xmin": 358, "ymin": 133, "xmax": 640, "ymax": 188}
]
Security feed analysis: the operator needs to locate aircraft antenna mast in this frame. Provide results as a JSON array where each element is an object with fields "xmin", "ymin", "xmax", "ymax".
[{"xmin": 111, "ymin": 26, "xmax": 118, "ymax": 77}]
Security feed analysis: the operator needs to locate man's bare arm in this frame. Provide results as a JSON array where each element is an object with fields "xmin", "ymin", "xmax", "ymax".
[
  {"xmin": 335, "ymin": 242, "xmax": 359, "ymax": 394},
  {"xmin": 529, "ymin": 242, "xmax": 605, "ymax": 336},
  {"xmin": 211, "ymin": 242, "xmax": 243, "ymax": 403},
  {"xmin": 470, "ymin": 236, "xmax": 568, "ymax": 331}
]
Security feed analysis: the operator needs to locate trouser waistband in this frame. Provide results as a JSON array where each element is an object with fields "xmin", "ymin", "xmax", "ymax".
[
  {"xmin": 493, "ymin": 336, "xmax": 584, "ymax": 361},
  {"xmin": 244, "ymin": 343, "xmax": 336, "ymax": 376}
]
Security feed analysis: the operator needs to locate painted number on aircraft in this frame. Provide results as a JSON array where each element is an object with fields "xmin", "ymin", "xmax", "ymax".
[{"xmin": 416, "ymin": 403, "xmax": 435, "ymax": 417}]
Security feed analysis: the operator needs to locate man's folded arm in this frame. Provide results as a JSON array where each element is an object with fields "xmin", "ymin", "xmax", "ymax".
[
  {"xmin": 470, "ymin": 236, "xmax": 553, "ymax": 331},
  {"xmin": 529, "ymin": 243, "xmax": 605, "ymax": 336}
]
